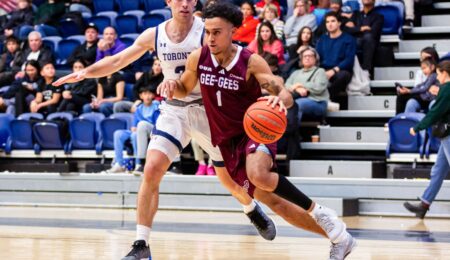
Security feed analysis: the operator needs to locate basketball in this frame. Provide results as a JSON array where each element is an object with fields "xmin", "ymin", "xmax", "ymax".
[{"xmin": 243, "ymin": 100, "xmax": 287, "ymax": 144}]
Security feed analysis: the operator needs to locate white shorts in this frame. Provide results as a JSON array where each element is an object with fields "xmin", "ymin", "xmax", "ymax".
[{"xmin": 148, "ymin": 102, "xmax": 224, "ymax": 164}]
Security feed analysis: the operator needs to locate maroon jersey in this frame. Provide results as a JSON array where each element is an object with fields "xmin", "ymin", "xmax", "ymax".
[{"xmin": 198, "ymin": 45, "xmax": 262, "ymax": 146}]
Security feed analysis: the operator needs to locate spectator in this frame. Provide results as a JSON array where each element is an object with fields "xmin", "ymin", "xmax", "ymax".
[
  {"xmin": 404, "ymin": 60, "xmax": 450, "ymax": 219},
  {"xmin": 0, "ymin": 60, "xmax": 42, "ymax": 116},
  {"xmin": 285, "ymin": 47, "xmax": 329, "ymax": 122},
  {"xmin": 313, "ymin": 0, "xmax": 331, "ymax": 25},
  {"xmin": 287, "ymin": 26, "xmax": 314, "ymax": 63},
  {"xmin": 96, "ymin": 27, "xmax": 127, "ymax": 62},
  {"xmin": 261, "ymin": 51, "xmax": 280, "ymax": 76},
  {"xmin": 32, "ymin": 0, "xmax": 66, "ymax": 37},
  {"xmin": 343, "ymin": 0, "xmax": 383, "ymax": 72},
  {"xmin": 402, "ymin": 0, "xmax": 417, "ymax": 31},
  {"xmin": 247, "ymin": 21, "xmax": 285, "ymax": 65},
  {"xmin": 114, "ymin": 57, "xmax": 164, "ymax": 113},
  {"xmin": 414, "ymin": 47, "xmax": 440, "ymax": 87},
  {"xmin": 316, "ymin": 12, "xmax": 356, "ymax": 105},
  {"xmin": 258, "ymin": 3, "xmax": 285, "ymax": 40},
  {"xmin": 83, "ymin": 72, "xmax": 125, "ymax": 117},
  {"xmin": 232, "ymin": 1, "xmax": 259, "ymax": 46},
  {"xmin": 29, "ymin": 62, "xmax": 61, "ymax": 115},
  {"xmin": 255, "ymin": 0, "xmax": 281, "ymax": 16},
  {"xmin": 1, "ymin": 0, "xmax": 33, "ymax": 39},
  {"xmin": 67, "ymin": 23, "xmax": 99, "ymax": 66},
  {"xmin": 284, "ymin": 0, "xmax": 317, "ymax": 48},
  {"xmin": 107, "ymin": 86, "xmax": 160, "ymax": 174},
  {"xmin": 0, "ymin": 36, "xmax": 20, "ymax": 87},
  {"xmin": 192, "ymin": 138, "xmax": 215, "ymax": 176},
  {"xmin": 395, "ymin": 58, "xmax": 439, "ymax": 114},
  {"xmin": 314, "ymin": 0, "xmax": 351, "ymax": 38}
]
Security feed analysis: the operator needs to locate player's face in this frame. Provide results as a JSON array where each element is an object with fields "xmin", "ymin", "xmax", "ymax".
[
  {"xmin": 259, "ymin": 25, "xmax": 272, "ymax": 42},
  {"xmin": 167, "ymin": 0, "xmax": 197, "ymax": 19},
  {"xmin": 204, "ymin": 18, "xmax": 235, "ymax": 55},
  {"xmin": 325, "ymin": 16, "xmax": 340, "ymax": 33}
]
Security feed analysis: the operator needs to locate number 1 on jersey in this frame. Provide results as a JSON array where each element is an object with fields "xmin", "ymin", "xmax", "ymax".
[{"xmin": 216, "ymin": 90, "xmax": 222, "ymax": 107}]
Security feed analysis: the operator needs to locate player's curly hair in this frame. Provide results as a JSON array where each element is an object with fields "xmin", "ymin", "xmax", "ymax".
[{"xmin": 202, "ymin": 0, "xmax": 243, "ymax": 28}]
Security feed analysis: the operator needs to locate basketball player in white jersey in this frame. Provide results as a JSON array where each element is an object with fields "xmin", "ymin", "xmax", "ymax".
[{"xmin": 54, "ymin": 1, "xmax": 329, "ymax": 259}]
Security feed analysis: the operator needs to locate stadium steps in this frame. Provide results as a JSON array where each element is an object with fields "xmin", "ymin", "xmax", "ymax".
[
  {"xmin": 370, "ymin": 80, "xmax": 414, "ymax": 88},
  {"xmin": 434, "ymin": 2, "xmax": 450, "ymax": 10},
  {"xmin": 348, "ymin": 95, "xmax": 396, "ymax": 111},
  {"xmin": 394, "ymin": 38, "xmax": 449, "ymax": 60},
  {"xmin": 374, "ymin": 67, "xmax": 420, "ymax": 80},
  {"xmin": 318, "ymin": 126, "xmax": 388, "ymax": 143},
  {"xmin": 289, "ymin": 160, "xmax": 386, "ymax": 178},
  {"xmin": 327, "ymin": 110, "xmax": 395, "ymax": 118},
  {"xmin": 422, "ymin": 14, "xmax": 450, "ymax": 27}
]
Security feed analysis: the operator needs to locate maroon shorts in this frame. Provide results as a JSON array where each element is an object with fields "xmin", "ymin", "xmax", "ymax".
[{"xmin": 218, "ymin": 135, "xmax": 277, "ymax": 198}]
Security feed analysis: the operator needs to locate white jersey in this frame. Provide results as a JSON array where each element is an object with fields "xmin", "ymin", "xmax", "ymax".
[{"xmin": 155, "ymin": 16, "xmax": 203, "ymax": 102}]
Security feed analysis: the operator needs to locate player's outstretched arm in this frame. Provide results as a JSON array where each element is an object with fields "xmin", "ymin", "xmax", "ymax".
[
  {"xmin": 157, "ymin": 48, "xmax": 201, "ymax": 99},
  {"xmin": 53, "ymin": 28, "xmax": 156, "ymax": 86},
  {"xmin": 248, "ymin": 54, "xmax": 294, "ymax": 110}
]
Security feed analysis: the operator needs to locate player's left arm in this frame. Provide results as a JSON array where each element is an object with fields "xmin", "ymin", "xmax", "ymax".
[{"xmin": 248, "ymin": 54, "xmax": 294, "ymax": 110}]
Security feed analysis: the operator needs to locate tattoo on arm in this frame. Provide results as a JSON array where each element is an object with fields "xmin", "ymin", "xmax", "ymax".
[{"xmin": 260, "ymin": 79, "xmax": 281, "ymax": 95}]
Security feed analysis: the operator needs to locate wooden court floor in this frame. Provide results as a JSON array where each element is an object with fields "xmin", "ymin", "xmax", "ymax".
[{"xmin": 0, "ymin": 206, "xmax": 450, "ymax": 259}]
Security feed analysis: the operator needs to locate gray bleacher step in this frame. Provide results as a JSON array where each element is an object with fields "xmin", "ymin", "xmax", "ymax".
[
  {"xmin": 395, "ymin": 52, "xmax": 447, "ymax": 60},
  {"xmin": 348, "ymin": 95, "xmax": 396, "ymax": 111},
  {"xmin": 359, "ymin": 199, "xmax": 450, "ymax": 218},
  {"xmin": 319, "ymin": 126, "xmax": 388, "ymax": 143},
  {"xmin": 327, "ymin": 110, "xmax": 395, "ymax": 118},
  {"xmin": 399, "ymin": 39, "xmax": 450, "ymax": 52},
  {"xmin": 301, "ymin": 142, "xmax": 387, "ymax": 151},
  {"xmin": 380, "ymin": 35, "xmax": 400, "ymax": 43},
  {"xmin": 410, "ymin": 26, "xmax": 450, "ymax": 34},
  {"xmin": 422, "ymin": 15, "xmax": 450, "ymax": 27},
  {"xmin": 434, "ymin": 2, "xmax": 450, "ymax": 9},
  {"xmin": 375, "ymin": 67, "xmax": 419, "ymax": 81},
  {"xmin": 370, "ymin": 80, "xmax": 414, "ymax": 88},
  {"xmin": 290, "ymin": 160, "xmax": 386, "ymax": 178}
]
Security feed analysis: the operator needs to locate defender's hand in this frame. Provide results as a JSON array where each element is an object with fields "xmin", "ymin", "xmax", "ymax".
[{"xmin": 53, "ymin": 69, "xmax": 87, "ymax": 86}]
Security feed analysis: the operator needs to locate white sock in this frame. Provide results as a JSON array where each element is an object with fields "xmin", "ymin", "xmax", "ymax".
[
  {"xmin": 308, "ymin": 203, "xmax": 322, "ymax": 217},
  {"xmin": 243, "ymin": 200, "xmax": 257, "ymax": 214},
  {"xmin": 136, "ymin": 224, "xmax": 151, "ymax": 244}
]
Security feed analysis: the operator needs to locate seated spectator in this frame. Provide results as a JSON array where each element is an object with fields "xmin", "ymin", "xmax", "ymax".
[
  {"xmin": 343, "ymin": 0, "xmax": 383, "ymax": 72},
  {"xmin": 0, "ymin": 36, "xmax": 20, "ymax": 87},
  {"xmin": 255, "ymin": 0, "xmax": 281, "ymax": 16},
  {"xmin": 284, "ymin": 26, "xmax": 314, "ymax": 76},
  {"xmin": 1, "ymin": 0, "xmax": 33, "ymax": 40},
  {"xmin": 107, "ymin": 86, "xmax": 160, "ymax": 174},
  {"xmin": 67, "ymin": 23, "xmax": 99, "ymax": 66},
  {"xmin": 29, "ymin": 62, "xmax": 61, "ymax": 115},
  {"xmin": 232, "ymin": 1, "xmax": 259, "ymax": 46},
  {"xmin": 83, "ymin": 72, "xmax": 125, "ymax": 117},
  {"xmin": 284, "ymin": 0, "xmax": 317, "ymax": 49},
  {"xmin": 285, "ymin": 47, "xmax": 329, "ymax": 121},
  {"xmin": 261, "ymin": 51, "xmax": 280, "ymax": 76},
  {"xmin": 314, "ymin": 0, "xmax": 351, "ymax": 39},
  {"xmin": 114, "ymin": 57, "xmax": 164, "ymax": 113},
  {"xmin": 248, "ymin": 21, "xmax": 285, "ymax": 65},
  {"xmin": 316, "ymin": 12, "xmax": 356, "ymax": 105},
  {"xmin": 58, "ymin": 59, "xmax": 97, "ymax": 114},
  {"xmin": 0, "ymin": 60, "xmax": 42, "ymax": 116},
  {"xmin": 258, "ymin": 3, "xmax": 285, "ymax": 40},
  {"xmin": 413, "ymin": 47, "xmax": 440, "ymax": 87},
  {"xmin": 396, "ymin": 58, "xmax": 439, "ymax": 114},
  {"xmin": 33, "ymin": 0, "xmax": 66, "ymax": 37},
  {"xmin": 313, "ymin": 0, "xmax": 331, "ymax": 25},
  {"xmin": 96, "ymin": 27, "xmax": 127, "ymax": 62}
]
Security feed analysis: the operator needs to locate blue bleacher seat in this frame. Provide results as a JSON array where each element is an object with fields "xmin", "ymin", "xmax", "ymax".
[
  {"xmin": 0, "ymin": 114, "xmax": 14, "ymax": 149},
  {"xmin": 124, "ymin": 10, "xmax": 146, "ymax": 26},
  {"xmin": 5, "ymin": 113, "xmax": 43, "ymax": 154},
  {"xmin": 386, "ymin": 112, "xmax": 426, "ymax": 158},
  {"xmin": 42, "ymin": 36, "xmax": 62, "ymax": 54},
  {"xmin": 67, "ymin": 112, "xmax": 105, "ymax": 153},
  {"xmin": 96, "ymin": 11, "xmax": 119, "ymax": 27},
  {"xmin": 344, "ymin": 0, "xmax": 360, "ymax": 12},
  {"xmin": 33, "ymin": 112, "xmax": 74, "ymax": 154},
  {"xmin": 116, "ymin": 15, "xmax": 139, "ymax": 35},
  {"xmin": 425, "ymin": 128, "xmax": 441, "ymax": 158},
  {"xmin": 67, "ymin": 35, "xmax": 86, "ymax": 44},
  {"xmin": 149, "ymin": 8, "xmax": 172, "ymax": 20},
  {"xmin": 59, "ymin": 19, "xmax": 83, "ymax": 38},
  {"xmin": 93, "ymin": 0, "xmax": 115, "ymax": 13},
  {"xmin": 89, "ymin": 15, "xmax": 112, "ymax": 33},
  {"xmin": 57, "ymin": 39, "xmax": 81, "ymax": 65},
  {"xmin": 116, "ymin": 0, "xmax": 140, "ymax": 13},
  {"xmin": 119, "ymin": 36, "xmax": 135, "ymax": 47},
  {"xmin": 96, "ymin": 117, "xmax": 128, "ymax": 152},
  {"xmin": 125, "ymin": 83, "xmax": 135, "ymax": 101},
  {"xmin": 142, "ymin": 0, "xmax": 166, "ymax": 12},
  {"xmin": 111, "ymin": 112, "xmax": 134, "ymax": 129},
  {"xmin": 142, "ymin": 14, "xmax": 165, "ymax": 30},
  {"xmin": 374, "ymin": 2, "xmax": 403, "ymax": 35}
]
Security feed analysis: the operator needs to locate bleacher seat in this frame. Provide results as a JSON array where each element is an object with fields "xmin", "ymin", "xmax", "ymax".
[
  {"xmin": 67, "ymin": 112, "xmax": 104, "ymax": 153},
  {"xmin": 33, "ymin": 112, "xmax": 73, "ymax": 154},
  {"xmin": 116, "ymin": 0, "xmax": 140, "ymax": 13},
  {"xmin": 96, "ymin": 11, "xmax": 118, "ymax": 27},
  {"xmin": 386, "ymin": 112, "xmax": 426, "ymax": 158},
  {"xmin": 5, "ymin": 113, "xmax": 43, "ymax": 154},
  {"xmin": 67, "ymin": 35, "xmax": 86, "ymax": 44},
  {"xmin": 374, "ymin": 2, "xmax": 404, "ymax": 35},
  {"xmin": 42, "ymin": 36, "xmax": 62, "ymax": 53},
  {"xmin": 0, "ymin": 114, "xmax": 14, "ymax": 149},
  {"xmin": 59, "ymin": 19, "xmax": 83, "ymax": 38},
  {"xmin": 142, "ymin": 14, "xmax": 165, "ymax": 30},
  {"xmin": 344, "ymin": 0, "xmax": 360, "ymax": 12},
  {"xmin": 124, "ymin": 10, "xmax": 146, "ymax": 26},
  {"xmin": 425, "ymin": 128, "xmax": 441, "ymax": 159},
  {"xmin": 89, "ymin": 15, "xmax": 112, "ymax": 34},
  {"xmin": 57, "ymin": 39, "xmax": 81, "ymax": 65},
  {"xmin": 111, "ymin": 112, "xmax": 134, "ymax": 129},
  {"xmin": 93, "ymin": 0, "xmax": 115, "ymax": 13},
  {"xmin": 119, "ymin": 36, "xmax": 135, "ymax": 47},
  {"xmin": 116, "ymin": 15, "xmax": 139, "ymax": 35},
  {"xmin": 150, "ymin": 8, "xmax": 172, "ymax": 20},
  {"xmin": 125, "ymin": 83, "xmax": 135, "ymax": 101},
  {"xmin": 142, "ymin": 0, "xmax": 166, "ymax": 12},
  {"xmin": 96, "ymin": 114, "xmax": 132, "ymax": 153}
]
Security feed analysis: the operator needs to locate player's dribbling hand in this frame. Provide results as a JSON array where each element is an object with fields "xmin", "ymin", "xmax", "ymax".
[
  {"xmin": 157, "ymin": 80, "xmax": 177, "ymax": 100},
  {"xmin": 258, "ymin": 96, "xmax": 287, "ymax": 115},
  {"xmin": 52, "ymin": 70, "xmax": 87, "ymax": 86}
]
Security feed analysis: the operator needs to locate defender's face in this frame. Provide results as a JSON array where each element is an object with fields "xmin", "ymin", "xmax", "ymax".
[
  {"xmin": 167, "ymin": 0, "xmax": 197, "ymax": 19},
  {"xmin": 204, "ymin": 17, "xmax": 235, "ymax": 55}
]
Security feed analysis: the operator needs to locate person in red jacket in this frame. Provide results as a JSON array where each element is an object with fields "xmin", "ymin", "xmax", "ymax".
[{"xmin": 232, "ymin": 0, "xmax": 259, "ymax": 46}]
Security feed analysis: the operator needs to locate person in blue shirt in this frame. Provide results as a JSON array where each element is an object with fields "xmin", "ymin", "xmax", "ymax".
[{"xmin": 108, "ymin": 85, "xmax": 160, "ymax": 174}]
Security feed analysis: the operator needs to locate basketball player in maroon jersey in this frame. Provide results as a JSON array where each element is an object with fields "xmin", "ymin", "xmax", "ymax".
[{"xmin": 159, "ymin": 1, "xmax": 356, "ymax": 259}]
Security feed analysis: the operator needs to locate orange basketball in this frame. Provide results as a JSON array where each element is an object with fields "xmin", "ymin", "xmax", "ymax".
[{"xmin": 243, "ymin": 100, "xmax": 287, "ymax": 144}]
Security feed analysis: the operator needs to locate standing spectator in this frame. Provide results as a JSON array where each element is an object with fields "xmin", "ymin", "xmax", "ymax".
[
  {"xmin": 285, "ymin": 47, "xmax": 329, "ymax": 121},
  {"xmin": 58, "ymin": 59, "xmax": 97, "ymax": 114},
  {"xmin": 248, "ymin": 21, "xmax": 285, "ymax": 65},
  {"xmin": 107, "ymin": 86, "xmax": 160, "ymax": 174},
  {"xmin": 284, "ymin": 0, "xmax": 317, "ymax": 48},
  {"xmin": 96, "ymin": 27, "xmax": 126, "ymax": 62},
  {"xmin": 0, "ymin": 36, "xmax": 20, "ymax": 87},
  {"xmin": 67, "ymin": 23, "xmax": 99, "ymax": 66},
  {"xmin": 233, "ymin": 1, "xmax": 259, "ymax": 46},
  {"xmin": 1, "ymin": 0, "xmax": 33, "ymax": 39},
  {"xmin": 395, "ymin": 58, "xmax": 439, "ymax": 114},
  {"xmin": 258, "ymin": 3, "xmax": 285, "ymax": 40},
  {"xmin": 316, "ymin": 12, "xmax": 356, "ymax": 105},
  {"xmin": 83, "ymin": 72, "xmax": 125, "ymax": 117},
  {"xmin": 404, "ymin": 61, "xmax": 450, "ymax": 219},
  {"xmin": 255, "ymin": 0, "xmax": 281, "ymax": 16},
  {"xmin": 29, "ymin": 62, "xmax": 61, "ymax": 115},
  {"xmin": 343, "ymin": 0, "xmax": 383, "ymax": 72}
]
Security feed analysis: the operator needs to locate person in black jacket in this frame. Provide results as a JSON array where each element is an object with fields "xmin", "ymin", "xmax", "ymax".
[
  {"xmin": 0, "ymin": 36, "xmax": 20, "ymax": 87},
  {"xmin": 2, "ymin": 0, "xmax": 33, "ymax": 39},
  {"xmin": 57, "ymin": 59, "xmax": 97, "ymax": 115},
  {"xmin": 66, "ymin": 23, "xmax": 99, "ymax": 66}
]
